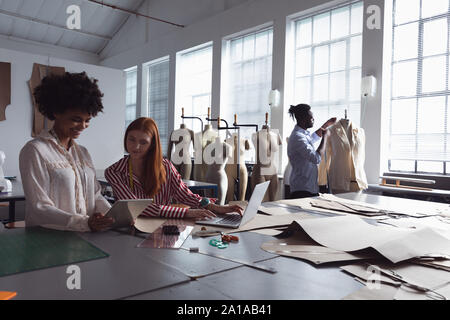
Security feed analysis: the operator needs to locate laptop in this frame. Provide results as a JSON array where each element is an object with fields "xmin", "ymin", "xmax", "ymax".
[
  {"xmin": 105, "ymin": 199, "xmax": 153, "ymax": 229},
  {"xmin": 196, "ymin": 181, "xmax": 270, "ymax": 229}
]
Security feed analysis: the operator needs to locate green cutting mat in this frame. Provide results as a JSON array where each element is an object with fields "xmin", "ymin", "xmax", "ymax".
[{"xmin": 0, "ymin": 227, "xmax": 109, "ymax": 277}]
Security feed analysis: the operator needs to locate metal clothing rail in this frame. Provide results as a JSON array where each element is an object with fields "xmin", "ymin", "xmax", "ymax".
[
  {"xmin": 181, "ymin": 108, "xmax": 204, "ymax": 132},
  {"xmin": 211, "ymin": 117, "xmax": 241, "ymax": 201}
]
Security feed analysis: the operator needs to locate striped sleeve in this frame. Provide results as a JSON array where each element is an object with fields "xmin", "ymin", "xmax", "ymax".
[
  {"xmin": 104, "ymin": 159, "xmax": 137, "ymax": 201},
  {"xmin": 141, "ymin": 203, "xmax": 188, "ymax": 219},
  {"xmin": 166, "ymin": 159, "xmax": 204, "ymax": 208}
]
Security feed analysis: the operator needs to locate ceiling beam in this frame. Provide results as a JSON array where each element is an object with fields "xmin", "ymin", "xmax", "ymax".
[
  {"xmin": 87, "ymin": 0, "xmax": 185, "ymax": 28},
  {"xmin": 96, "ymin": 0, "xmax": 146, "ymax": 55},
  {"xmin": 0, "ymin": 8, "xmax": 112, "ymax": 42}
]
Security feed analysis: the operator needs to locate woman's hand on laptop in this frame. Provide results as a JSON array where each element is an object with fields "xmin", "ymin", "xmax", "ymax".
[
  {"xmin": 88, "ymin": 212, "xmax": 114, "ymax": 232},
  {"xmin": 207, "ymin": 203, "xmax": 244, "ymax": 216},
  {"xmin": 185, "ymin": 209, "xmax": 217, "ymax": 220}
]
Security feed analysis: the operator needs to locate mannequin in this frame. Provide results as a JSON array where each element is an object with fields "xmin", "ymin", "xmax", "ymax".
[
  {"xmin": 167, "ymin": 123, "xmax": 194, "ymax": 180},
  {"xmin": 0, "ymin": 62, "xmax": 11, "ymax": 121},
  {"xmin": 225, "ymin": 133, "xmax": 250, "ymax": 202},
  {"xmin": 193, "ymin": 123, "xmax": 218, "ymax": 182},
  {"xmin": 0, "ymin": 151, "xmax": 12, "ymax": 192},
  {"xmin": 252, "ymin": 125, "xmax": 283, "ymax": 202},
  {"xmin": 318, "ymin": 118, "xmax": 368, "ymax": 193},
  {"xmin": 204, "ymin": 137, "xmax": 232, "ymax": 205}
]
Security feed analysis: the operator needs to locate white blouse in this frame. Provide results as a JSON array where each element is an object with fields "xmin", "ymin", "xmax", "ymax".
[{"xmin": 19, "ymin": 130, "xmax": 111, "ymax": 232}]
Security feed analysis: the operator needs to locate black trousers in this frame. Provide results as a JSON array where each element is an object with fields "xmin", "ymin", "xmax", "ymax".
[{"xmin": 288, "ymin": 190, "xmax": 319, "ymax": 199}]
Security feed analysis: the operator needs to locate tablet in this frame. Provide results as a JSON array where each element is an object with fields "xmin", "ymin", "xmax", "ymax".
[{"xmin": 105, "ymin": 199, "xmax": 152, "ymax": 229}]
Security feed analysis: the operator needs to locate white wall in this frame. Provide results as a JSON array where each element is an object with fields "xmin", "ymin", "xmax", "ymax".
[
  {"xmin": 0, "ymin": 47, "xmax": 125, "ymax": 180},
  {"xmin": 0, "ymin": 34, "xmax": 100, "ymax": 65},
  {"xmin": 100, "ymin": 0, "xmax": 388, "ymax": 184}
]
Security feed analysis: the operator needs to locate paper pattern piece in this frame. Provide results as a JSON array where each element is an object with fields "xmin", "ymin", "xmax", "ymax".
[
  {"xmin": 287, "ymin": 216, "xmax": 450, "ymax": 263},
  {"xmin": 28, "ymin": 63, "xmax": 65, "ymax": 137},
  {"xmin": 0, "ymin": 62, "xmax": 11, "ymax": 121},
  {"xmin": 261, "ymin": 237, "xmax": 371, "ymax": 265},
  {"xmin": 341, "ymin": 262, "xmax": 450, "ymax": 300}
]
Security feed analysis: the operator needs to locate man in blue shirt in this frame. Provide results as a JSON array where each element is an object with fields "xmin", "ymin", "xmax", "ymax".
[{"xmin": 287, "ymin": 104, "xmax": 336, "ymax": 199}]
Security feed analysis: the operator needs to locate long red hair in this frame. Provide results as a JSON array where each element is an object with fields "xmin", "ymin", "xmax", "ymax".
[{"xmin": 124, "ymin": 117, "xmax": 166, "ymax": 198}]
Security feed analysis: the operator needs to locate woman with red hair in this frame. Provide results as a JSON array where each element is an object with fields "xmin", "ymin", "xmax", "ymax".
[{"xmin": 105, "ymin": 117, "xmax": 243, "ymax": 220}]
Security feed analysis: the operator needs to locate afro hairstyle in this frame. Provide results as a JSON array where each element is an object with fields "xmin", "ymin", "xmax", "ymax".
[{"xmin": 33, "ymin": 72, "xmax": 104, "ymax": 120}]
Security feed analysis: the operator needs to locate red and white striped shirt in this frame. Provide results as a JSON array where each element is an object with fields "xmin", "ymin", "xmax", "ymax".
[{"xmin": 105, "ymin": 156, "xmax": 210, "ymax": 218}]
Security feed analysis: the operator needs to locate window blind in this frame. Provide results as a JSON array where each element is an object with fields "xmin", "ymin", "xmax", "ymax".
[
  {"xmin": 222, "ymin": 27, "xmax": 273, "ymax": 162},
  {"xmin": 389, "ymin": 0, "xmax": 450, "ymax": 174},
  {"xmin": 147, "ymin": 58, "xmax": 170, "ymax": 155},
  {"xmin": 176, "ymin": 44, "xmax": 213, "ymax": 133},
  {"xmin": 292, "ymin": 1, "xmax": 363, "ymax": 129},
  {"xmin": 125, "ymin": 67, "xmax": 137, "ymax": 129}
]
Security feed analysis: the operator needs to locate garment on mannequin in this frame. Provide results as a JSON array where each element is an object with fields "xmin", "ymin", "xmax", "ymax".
[
  {"xmin": 168, "ymin": 123, "xmax": 194, "ymax": 180},
  {"xmin": 251, "ymin": 126, "xmax": 283, "ymax": 202},
  {"xmin": 193, "ymin": 124, "xmax": 218, "ymax": 182},
  {"xmin": 204, "ymin": 137, "xmax": 232, "ymax": 205},
  {"xmin": 0, "ymin": 62, "xmax": 11, "ymax": 122},
  {"xmin": 224, "ymin": 133, "xmax": 250, "ymax": 202},
  {"xmin": 318, "ymin": 118, "xmax": 368, "ymax": 193}
]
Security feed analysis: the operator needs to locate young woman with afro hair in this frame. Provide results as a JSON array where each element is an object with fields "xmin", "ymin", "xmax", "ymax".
[{"xmin": 19, "ymin": 72, "xmax": 114, "ymax": 232}]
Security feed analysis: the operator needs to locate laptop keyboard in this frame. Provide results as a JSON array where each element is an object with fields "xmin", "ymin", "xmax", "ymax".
[{"xmin": 217, "ymin": 214, "xmax": 242, "ymax": 225}]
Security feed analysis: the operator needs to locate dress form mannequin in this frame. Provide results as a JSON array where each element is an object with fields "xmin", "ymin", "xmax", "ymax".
[
  {"xmin": 168, "ymin": 123, "xmax": 194, "ymax": 180},
  {"xmin": 205, "ymin": 137, "xmax": 232, "ymax": 205},
  {"xmin": 225, "ymin": 133, "xmax": 250, "ymax": 202},
  {"xmin": 194, "ymin": 124, "xmax": 218, "ymax": 182},
  {"xmin": 318, "ymin": 118, "xmax": 368, "ymax": 194},
  {"xmin": 251, "ymin": 125, "xmax": 282, "ymax": 202}
]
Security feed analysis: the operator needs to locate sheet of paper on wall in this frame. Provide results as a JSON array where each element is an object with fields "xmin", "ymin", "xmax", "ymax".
[
  {"xmin": 0, "ymin": 62, "xmax": 11, "ymax": 121},
  {"xmin": 28, "ymin": 63, "xmax": 65, "ymax": 137},
  {"xmin": 288, "ymin": 215, "xmax": 450, "ymax": 263}
]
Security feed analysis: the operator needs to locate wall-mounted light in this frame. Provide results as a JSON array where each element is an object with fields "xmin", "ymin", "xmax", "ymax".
[
  {"xmin": 268, "ymin": 89, "xmax": 281, "ymax": 108},
  {"xmin": 361, "ymin": 75, "xmax": 377, "ymax": 97}
]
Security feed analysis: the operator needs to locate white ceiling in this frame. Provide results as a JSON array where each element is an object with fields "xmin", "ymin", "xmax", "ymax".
[{"xmin": 0, "ymin": 0, "xmax": 146, "ymax": 55}]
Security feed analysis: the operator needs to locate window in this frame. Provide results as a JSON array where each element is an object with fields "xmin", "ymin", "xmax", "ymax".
[
  {"xmin": 222, "ymin": 27, "xmax": 274, "ymax": 162},
  {"xmin": 146, "ymin": 57, "xmax": 170, "ymax": 155},
  {"xmin": 388, "ymin": 0, "xmax": 450, "ymax": 174},
  {"xmin": 175, "ymin": 43, "xmax": 213, "ymax": 133},
  {"xmin": 125, "ymin": 67, "xmax": 137, "ymax": 129},
  {"xmin": 289, "ymin": 1, "xmax": 364, "ymax": 133}
]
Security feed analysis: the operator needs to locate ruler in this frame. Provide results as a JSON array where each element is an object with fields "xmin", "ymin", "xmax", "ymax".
[{"xmin": 181, "ymin": 247, "xmax": 277, "ymax": 274}]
